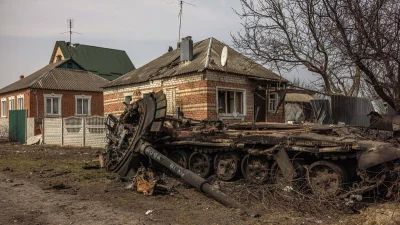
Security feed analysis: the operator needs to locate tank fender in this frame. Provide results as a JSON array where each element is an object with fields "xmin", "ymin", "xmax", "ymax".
[{"xmin": 356, "ymin": 141, "xmax": 400, "ymax": 170}]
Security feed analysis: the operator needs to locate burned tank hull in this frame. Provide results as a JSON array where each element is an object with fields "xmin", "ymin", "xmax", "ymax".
[{"xmin": 104, "ymin": 91, "xmax": 400, "ymax": 200}]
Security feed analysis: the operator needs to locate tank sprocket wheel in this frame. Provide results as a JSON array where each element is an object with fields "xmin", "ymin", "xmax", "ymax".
[
  {"xmin": 169, "ymin": 150, "xmax": 190, "ymax": 169},
  {"xmin": 271, "ymin": 160, "xmax": 307, "ymax": 190},
  {"xmin": 214, "ymin": 152, "xmax": 240, "ymax": 181},
  {"xmin": 241, "ymin": 155, "xmax": 270, "ymax": 183},
  {"xmin": 307, "ymin": 160, "xmax": 346, "ymax": 196},
  {"xmin": 189, "ymin": 152, "xmax": 213, "ymax": 178}
]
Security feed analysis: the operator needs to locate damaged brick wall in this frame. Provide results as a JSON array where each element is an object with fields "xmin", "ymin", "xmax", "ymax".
[{"xmin": 103, "ymin": 71, "xmax": 285, "ymax": 123}]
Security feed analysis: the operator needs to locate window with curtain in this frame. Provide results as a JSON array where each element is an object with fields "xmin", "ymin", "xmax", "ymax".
[
  {"xmin": 45, "ymin": 97, "xmax": 61, "ymax": 115},
  {"xmin": 17, "ymin": 96, "xmax": 24, "ymax": 109},
  {"xmin": 76, "ymin": 98, "xmax": 90, "ymax": 115},
  {"xmin": 1, "ymin": 100, "xmax": 6, "ymax": 117}
]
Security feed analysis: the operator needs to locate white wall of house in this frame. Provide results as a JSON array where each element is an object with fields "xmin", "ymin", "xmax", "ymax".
[{"xmin": 0, "ymin": 117, "xmax": 8, "ymax": 138}]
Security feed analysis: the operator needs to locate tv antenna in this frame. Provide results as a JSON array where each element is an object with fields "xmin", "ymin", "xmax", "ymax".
[
  {"xmin": 60, "ymin": 19, "xmax": 82, "ymax": 45},
  {"xmin": 169, "ymin": 1, "xmax": 196, "ymax": 42}
]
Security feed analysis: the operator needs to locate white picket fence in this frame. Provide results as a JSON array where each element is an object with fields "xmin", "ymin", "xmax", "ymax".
[{"xmin": 43, "ymin": 116, "xmax": 107, "ymax": 148}]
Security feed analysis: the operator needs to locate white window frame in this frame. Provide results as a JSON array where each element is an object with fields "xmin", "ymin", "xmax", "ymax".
[
  {"xmin": 75, "ymin": 94, "xmax": 92, "ymax": 116},
  {"xmin": 17, "ymin": 94, "xmax": 24, "ymax": 110},
  {"xmin": 269, "ymin": 93, "xmax": 278, "ymax": 112},
  {"xmin": 8, "ymin": 96, "xmax": 15, "ymax": 111},
  {"xmin": 44, "ymin": 93, "xmax": 63, "ymax": 116},
  {"xmin": 216, "ymin": 87, "xmax": 247, "ymax": 117},
  {"xmin": 1, "ymin": 98, "xmax": 6, "ymax": 117}
]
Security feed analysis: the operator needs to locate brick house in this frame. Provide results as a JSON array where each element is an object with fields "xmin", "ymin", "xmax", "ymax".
[
  {"xmin": 0, "ymin": 58, "xmax": 108, "ymax": 134},
  {"xmin": 49, "ymin": 41, "xmax": 135, "ymax": 80},
  {"xmin": 103, "ymin": 37, "xmax": 288, "ymax": 123}
]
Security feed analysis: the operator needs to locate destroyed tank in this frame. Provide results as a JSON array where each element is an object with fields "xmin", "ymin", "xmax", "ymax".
[{"xmin": 103, "ymin": 91, "xmax": 400, "ymax": 199}]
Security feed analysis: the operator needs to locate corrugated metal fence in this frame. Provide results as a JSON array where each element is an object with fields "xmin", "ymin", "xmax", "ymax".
[
  {"xmin": 43, "ymin": 116, "xmax": 107, "ymax": 148},
  {"xmin": 311, "ymin": 95, "xmax": 375, "ymax": 126},
  {"xmin": 330, "ymin": 95, "xmax": 374, "ymax": 127}
]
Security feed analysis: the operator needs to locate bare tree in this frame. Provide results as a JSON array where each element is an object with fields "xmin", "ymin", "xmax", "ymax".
[
  {"xmin": 322, "ymin": 0, "xmax": 400, "ymax": 113},
  {"xmin": 233, "ymin": 0, "xmax": 400, "ymax": 113}
]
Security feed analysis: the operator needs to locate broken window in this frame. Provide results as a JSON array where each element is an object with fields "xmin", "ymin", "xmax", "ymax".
[
  {"xmin": 269, "ymin": 93, "xmax": 278, "ymax": 111},
  {"xmin": 217, "ymin": 89, "xmax": 245, "ymax": 115},
  {"xmin": 124, "ymin": 95, "xmax": 132, "ymax": 110},
  {"xmin": 124, "ymin": 95, "xmax": 132, "ymax": 104}
]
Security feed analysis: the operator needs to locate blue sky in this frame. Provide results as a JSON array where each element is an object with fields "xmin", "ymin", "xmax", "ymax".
[{"xmin": 0, "ymin": 0, "xmax": 312, "ymax": 89}]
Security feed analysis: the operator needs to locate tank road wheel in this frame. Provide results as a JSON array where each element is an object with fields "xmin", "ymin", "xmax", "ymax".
[
  {"xmin": 307, "ymin": 161, "xmax": 346, "ymax": 196},
  {"xmin": 271, "ymin": 161, "xmax": 307, "ymax": 190},
  {"xmin": 189, "ymin": 152, "xmax": 213, "ymax": 178},
  {"xmin": 169, "ymin": 150, "xmax": 189, "ymax": 169},
  {"xmin": 214, "ymin": 152, "xmax": 240, "ymax": 181},
  {"xmin": 241, "ymin": 155, "xmax": 270, "ymax": 183}
]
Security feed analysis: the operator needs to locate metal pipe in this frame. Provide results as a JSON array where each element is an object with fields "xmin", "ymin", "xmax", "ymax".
[
  {"xmin": 204, "ymin": 38, "xmax": 213, "ymax": 68},
  {"xmin": 141, "ymin": 145, "xmax": 259, "ymax": 217}
]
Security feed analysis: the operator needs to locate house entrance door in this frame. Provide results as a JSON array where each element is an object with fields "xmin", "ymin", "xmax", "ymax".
[{"xmin": 254, "ymin": 90, "xmax": 266, "ymax": 122}]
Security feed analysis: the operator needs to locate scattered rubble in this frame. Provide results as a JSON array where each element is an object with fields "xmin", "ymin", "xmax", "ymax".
[
  {"xmin": 46, "ymin": 183, "xmax": 71, "ymax": 190},
  {"xmin": 31, "ymin": 168, "xmax": 54, "ymax": 174},
  {"xmin": 82, "ymin": 158, "xmax": 102, "ymax": 170},
  {"xmin": 102, "ymin": 91, "xmax": 400, "ymax": 216},
  {"xmin": 128, "ymin": 166, "xmax": 171, "ymax": 196},
  {"xmin": 11, "ymin": 183, "xmax": 24, "ymax": 187},
  {"xmin": 3, "ymin": 167, "xmax": 13, "ymax": 172},
  {"xmin": 26, "ymin": 135, "xmax": 42, "ymax": 145},
  {"xmin": 82, "ymin": 165, "xmax": 100, "ymax": 170},
  {"xmin": 49, "ymin": 170, "xmax": 71, "ymax": 178}
]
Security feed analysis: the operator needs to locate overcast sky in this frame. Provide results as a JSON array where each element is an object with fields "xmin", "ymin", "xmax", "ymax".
[{"xmin": 0, "ymin": 0, "xmax": 313, "ymax": 89}]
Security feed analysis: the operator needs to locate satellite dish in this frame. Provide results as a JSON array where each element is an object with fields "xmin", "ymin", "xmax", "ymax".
[{"xmin": 221, "ymin": 46, "xmax": 228, "ymax": 67}]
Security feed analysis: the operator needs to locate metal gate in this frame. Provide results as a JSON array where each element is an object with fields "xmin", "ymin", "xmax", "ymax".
[{"xmin": 9, "ymin": 110, "xmax": 27, "ymax": 142}]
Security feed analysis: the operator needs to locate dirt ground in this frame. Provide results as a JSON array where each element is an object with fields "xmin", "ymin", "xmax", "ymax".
[{"xmin": 0, "ymin": 141, "xmax": 399, "ymax": 225}]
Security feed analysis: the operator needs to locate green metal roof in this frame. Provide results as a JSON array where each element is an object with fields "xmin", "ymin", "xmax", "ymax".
[{"xmin": 52, "ymin": 41, "xmax": 135, "ymax": 80}]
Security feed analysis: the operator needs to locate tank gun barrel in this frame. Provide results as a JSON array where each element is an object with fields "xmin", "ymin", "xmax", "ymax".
[{"xmin": 141, "ymin": 144, "xmax": 260, "ymax": 217}]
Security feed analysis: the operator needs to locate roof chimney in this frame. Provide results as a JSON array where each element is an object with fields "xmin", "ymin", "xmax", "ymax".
[
  {"xmin": 19, "ymin": 75, "xmax": 24, "ymax": 80},
  {"xmin": 180, "ymin": 36, "xmax": 193, "ymax": 62}
]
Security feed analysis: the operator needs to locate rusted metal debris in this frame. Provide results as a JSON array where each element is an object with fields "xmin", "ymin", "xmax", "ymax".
[
  {"xmin": 48, "ymin": 170, "xmax": 71, "ymax": 177},
  {"xmin": 130, "ymin": 167, "xmax": 159, "ymax": 196},
  {"xmin": 103, "ymin": 91, "xmax": 400, "ymax": 216}
]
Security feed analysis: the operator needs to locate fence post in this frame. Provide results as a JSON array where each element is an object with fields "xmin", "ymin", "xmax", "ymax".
[
  {"xmin": 42, "ymin": 118, "xmax": 45, "ymax": 144},
  {"xmin": 82, "ymin": 117, "xmax": 86, "ymax": 147},
  {"xmin": 61, "ymin": 118, "xmax": 64, "ymax": 146}
]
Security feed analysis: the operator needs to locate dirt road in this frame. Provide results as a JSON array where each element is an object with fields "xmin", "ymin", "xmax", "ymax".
[
  {"xmin": 0, "ymin": 173, "xmax": 144, "ymax": 225},
  {"xmin": 0, "ymin": 141, "xmax": 399, "ymax": 225}
]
